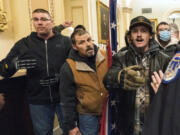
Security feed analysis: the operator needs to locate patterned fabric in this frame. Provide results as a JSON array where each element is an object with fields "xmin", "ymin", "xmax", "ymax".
[{"xmin": 134, "ymin": 56, "xmax": 150, "ymax": 135}]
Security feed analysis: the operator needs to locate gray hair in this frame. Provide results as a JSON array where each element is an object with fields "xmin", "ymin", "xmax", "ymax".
[{"xmin": 169, "ymin": 23, "xmax": 179, "ymax": 32}]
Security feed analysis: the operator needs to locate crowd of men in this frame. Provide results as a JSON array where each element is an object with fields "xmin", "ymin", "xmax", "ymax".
[{"xmin": 0, "ymin": 8, "xmax": 180, "ymax": 135}]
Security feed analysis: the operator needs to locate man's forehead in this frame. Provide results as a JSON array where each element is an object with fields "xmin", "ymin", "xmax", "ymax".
[
  {"xmin": 132, "ymin": 25, "xmax": 149, "ymax": 30},
  {"xmin": 75, "ymin": 33, "xmax": 90, "ymax": 40},
  {"xmin": 32, "ymin": 12, "xmax": 50, "ymax": 18},
  {"xmin": 158, "ymin": 24, "xmax": 169, "ymax": 29}
]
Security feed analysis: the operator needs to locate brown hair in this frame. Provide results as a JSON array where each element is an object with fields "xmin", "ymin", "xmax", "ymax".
[
  {"xmin": 32, "ymin": 8, "xmax": 51, "ymax": 18},
  {"xmin": 71, "ymin": 29, "xmax": 89, "ymax": 45},
  {"xmin": 156, "ymin": 21, "xmax": 169, "ymax": 32}
]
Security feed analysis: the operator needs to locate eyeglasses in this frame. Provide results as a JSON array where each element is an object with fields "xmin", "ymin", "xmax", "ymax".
[{"xmin": 32, "ymin": 17, "xmax": 51, "ymax": 22}]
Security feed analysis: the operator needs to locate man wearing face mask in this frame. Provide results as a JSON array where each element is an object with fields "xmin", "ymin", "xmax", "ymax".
[{"xmin": 156, "ymin": 22, "xmax": 180, "ymax": 58}]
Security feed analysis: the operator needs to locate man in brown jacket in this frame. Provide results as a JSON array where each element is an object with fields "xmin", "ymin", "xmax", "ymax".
[{"xmin": 59, "ymin": 29, "xmax": 108, "ymax": 135}]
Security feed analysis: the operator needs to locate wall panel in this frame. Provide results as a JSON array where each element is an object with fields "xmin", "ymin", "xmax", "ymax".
[{"xmin": 72, "ymin": 7, "xmax": 84, "ymax": 26}]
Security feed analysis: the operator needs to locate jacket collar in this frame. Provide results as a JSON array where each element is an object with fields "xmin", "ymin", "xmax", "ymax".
[
  {"xmin": 155, "ymin": 37, "xmax": 178, "ymax": 49},
  {"xmin": 30, "ymin": 32, "xmax": 58, "ymax": 40},
  {"xmin": 75, "ymin": 49, "xmax": 105, "ymax": 72}
]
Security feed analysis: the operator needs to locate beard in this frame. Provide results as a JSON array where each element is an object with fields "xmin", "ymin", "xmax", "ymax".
[
  {"xmin": 86, "ymin": 46, "xmax": 95, "ymax": 57},
  {"xmin": 39, "ymin": 32, "xmax": 48, "ymax": 37},
  {"xmin": 132, "ymin": 44, "xmax": 149, "ymax": 55},
  {"xmin": 136, "ymin": 46, "xmax": 146, "ymax": 52}
]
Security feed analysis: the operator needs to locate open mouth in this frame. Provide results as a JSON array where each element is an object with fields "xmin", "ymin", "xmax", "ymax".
[
  {"xmin": 87, "ymin": 49, "xmax": 93, "ymax": 53},
  {"xmin": 136, "ymin": 39, "xmax": 144, "ymax": 43},
  {"xmin": 86, "ymin": 48, "xmax": 93, "ymax": 52}
]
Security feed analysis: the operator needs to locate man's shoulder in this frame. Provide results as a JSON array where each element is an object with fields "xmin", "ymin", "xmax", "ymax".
[
  {"xmin": 56, "ymin": 34, "xmax": 71, "ymax": 40},
  {"xmin": 14, "ymin": 36, "xmax": 30, "ymax": 48},
  {"xmin": 158, "ymin": 50, "xmax": 170, "ymax": 58},
  {"xmin": 60, "ymin": 60, "xmax": 74, "ymax": 76},
  {"xmin": 116, "ymin": 48, "xmax": 128, "ymax": 58},
  {"xmin": 110, "ymin": 49, "xmax": 128, "ymax": 65},
  {"xmin": 55, "ymin": 34, "xmax": 72, "ymax": 47},
  {"xmin": 166, "ymin": 43, "xmax": 179, "ymax": 48},
  {"xmin": 98, "ymin": 48, "xmax": 106, "ymax": 55},
  {"xmin": 61, "ymin": 61, "xmax": 71, "ymax": 70}
]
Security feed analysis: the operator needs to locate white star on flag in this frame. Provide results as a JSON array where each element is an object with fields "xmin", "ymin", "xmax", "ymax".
[
  {"xmin": 111, "ymin": 22, "xmax": 117, "ymax": 29},
  {"xmin": 111, "ymin": 123, "xmax": 116, "ymax": 129},
  {"xmin": 111, "ymin": 100, "xmax": 116, "ymax": 106}
]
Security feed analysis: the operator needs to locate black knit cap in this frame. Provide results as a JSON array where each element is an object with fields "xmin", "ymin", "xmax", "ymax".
[{"xmin": 129, "ymin": 16, "xmax": 152, "ymax": 32}]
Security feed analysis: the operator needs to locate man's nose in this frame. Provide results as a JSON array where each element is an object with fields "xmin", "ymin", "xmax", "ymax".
[
  {"xmin": 86, "ymin": 43, "xmax": 90, "ymax": 48},
  {"xmin": 86, "ymin": 41, "xmax": 92, "ymax": 46},
  {"xmin": 37, "ymin": 20, "xmax": 43, "ymax": 23},
  {"xmin": 137, "ymin": 31, "xmax": 142, "ymax": 36},
  {"xmin": 36, "ymin": 20, "xmax": 43, "ymax": 25}
]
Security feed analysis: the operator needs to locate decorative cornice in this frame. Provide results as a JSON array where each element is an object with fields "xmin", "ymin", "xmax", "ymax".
[
  {"xmin": 48, "ymin": 0, "xmax": 54, "ymax": 20},
  {"xmin": 28, "ymin": 0, "xmax": 33, "ymax": 31},
  {"xmin": 0, "ymin": 11, "xmax": 7, "ymax": 32}
]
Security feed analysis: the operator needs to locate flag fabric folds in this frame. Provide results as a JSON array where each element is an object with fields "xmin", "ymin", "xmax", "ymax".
[
  {"xmin": 100, "ymin": 0, "xmax": 118, "ymax": 135},
  {"xmin": 109, "ymin": 0, "xmax": 118, "ymax": 54},
  {"xmin": 107, "ymin": 0, "xmax": 118, "ymax": 67}
]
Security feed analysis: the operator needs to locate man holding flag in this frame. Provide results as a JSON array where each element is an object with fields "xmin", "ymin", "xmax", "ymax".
[{"xmin": 103, "ymin": 16, "xmax": 169, "ymax": 135}]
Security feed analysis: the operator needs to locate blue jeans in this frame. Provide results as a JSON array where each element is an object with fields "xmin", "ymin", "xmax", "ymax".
[
  {"xmin": 79, "ymin": 114, "xmax": 99, "ymax": 135},
  {"xmin": 29, "ymin": 104, "xmax": 62, "ymax": 135}
]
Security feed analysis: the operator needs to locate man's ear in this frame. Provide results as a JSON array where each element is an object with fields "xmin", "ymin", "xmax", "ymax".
[{"xmin": 72, "ymin": 44, "xmax": 78, "ymax": 51}]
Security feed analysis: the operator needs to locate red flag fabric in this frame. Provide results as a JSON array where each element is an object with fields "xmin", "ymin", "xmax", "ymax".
[{"xmin": 107, "ymin": 37, "xmax": 112, "ymax": 68}]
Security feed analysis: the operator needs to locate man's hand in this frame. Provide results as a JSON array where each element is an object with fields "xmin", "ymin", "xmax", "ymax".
[
  {"xmin": 0, "ymin": 93, "xmax": 5, "ymax": 110},
  {"xmin": 151, "ymin": 70, "xmax": 164, "ymax": 93},
  {"xmin": 118, "ymin": 65, "xmax": 145, "ymax": 90},
  {"xmin": 62, "ymin": 21, "xmax": 73, "ymax": 28},
  {"xmin": 69, "ymin": 127, "xmax": 81, "ymax": 135},
  {"xmin": 4, "ymin": 57, "xmax": 37, "ymax": 71},
  {"xmin": 39, "ymin": 74, "xmax": 59, "ymax": 87},
  {"xmin": 15, "ymin": 58, "xmax": 37, "ymax": 69}
]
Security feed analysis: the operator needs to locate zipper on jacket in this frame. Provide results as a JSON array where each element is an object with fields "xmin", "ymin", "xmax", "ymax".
[{"xmin": 45, "ymin": 40, "xmax": 53, "ymax": 102}]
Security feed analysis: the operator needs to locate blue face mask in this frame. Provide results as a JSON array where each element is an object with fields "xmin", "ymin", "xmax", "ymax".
[{"xmin": 159, "ymin": 30, "xmax": 171, "ymax": 42}]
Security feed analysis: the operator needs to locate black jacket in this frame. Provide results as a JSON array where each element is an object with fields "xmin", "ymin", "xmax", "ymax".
[
  {"xmin": 103, "ymin": 41, "xmax": 169, "ymax": 135},
  {"xmin": 159, "ymin": 43, "xmax": 180, "ymax": 58},
  {"xmin": 142, "ymin": 52, "xmax": 180, "ymax": 135},
  {"xmin": 0, "ymin": 32, "xmax": 72, "ymax": 104}
]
